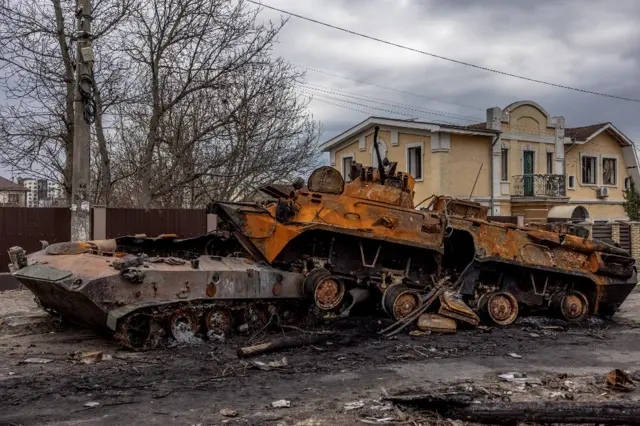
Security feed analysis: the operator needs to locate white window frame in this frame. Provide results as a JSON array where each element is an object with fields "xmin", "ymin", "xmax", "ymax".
[
  {"xmin": 369, "ymin": 138, "xmax": 388, "ymax": 168},
  {"xmin": 568, "ymin": 175, "xmax": 576, "ymax": 190},
  {"xmin": 500, "ymin": 147, "xmax": 509, "ymax": 182},
  {"xmin": 340, "ymin": 152, "xmax": 355, "ymax": 182},
  {"xmin": 624, "ymin": 176, "xmax": 632, "ymax": 190},
  {"xmin": 601, "ymin": 154, "xmax": 619, "ymax": 187},
  {"xmin": 405, "ymin": 141, "xmax": 424, "ymax": 181},
  {"xmin": 579, "ymin": 153, "xmax": 598, "ymax": 186}
]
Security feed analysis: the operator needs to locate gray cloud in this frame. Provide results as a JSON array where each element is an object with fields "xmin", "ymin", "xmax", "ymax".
[{"xmin": 259, "ymin": 0, "xmax": 640, "ymax": 144}]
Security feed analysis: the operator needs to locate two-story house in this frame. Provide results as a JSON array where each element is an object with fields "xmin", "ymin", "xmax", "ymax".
[
  {"xmin": 0, "ymin": 176, "xmax": 28, "ymax": 206},
  {"xmin": 320, "ymin": 100, "xmax": 639, "ymax": 222}
]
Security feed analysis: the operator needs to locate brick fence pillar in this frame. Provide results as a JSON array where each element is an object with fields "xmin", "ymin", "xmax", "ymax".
[
  {"xmin": 92, "ymin": 206, "xmax": 107, "ymax": 240},
  {"xmin": 207, "ymin": 214, "xmax": 218, "ymax": 232},
  {"xmin": 611, "ymin": 222, "xmax": 621, "ymax": 244},
  {"xmin": 629, "ymin": 222, "xmax": 640, "ymax": 264}
]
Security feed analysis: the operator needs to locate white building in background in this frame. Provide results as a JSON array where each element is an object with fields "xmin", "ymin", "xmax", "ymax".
[
  {"xmin": 18, "ymin": 178, "xmax": 66, "ymax": 207},
  {"xmin": 20, "ymin": 178, "xmax": 38, "ymax": 207}
]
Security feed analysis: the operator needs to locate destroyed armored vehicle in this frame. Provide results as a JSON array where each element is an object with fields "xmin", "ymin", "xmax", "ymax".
[{"xmin": 8, "ymin": 126, "xmax": 637, "ymax": 348}]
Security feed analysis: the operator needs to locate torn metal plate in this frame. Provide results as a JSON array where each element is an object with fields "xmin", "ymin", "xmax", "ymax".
[
  {"xmin": 439, "ymin": 291, "xmax": 480, "ymax": 326},
  {"xmin": 13, "ymin": 264, "xmax": 72, "ymax": 282},
  {"xmin": 417, "ymin": 313, "xmax": 457, "ymax": 333}
]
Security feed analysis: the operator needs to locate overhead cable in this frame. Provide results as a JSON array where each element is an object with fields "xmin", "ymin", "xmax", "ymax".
[{"xmin": 249, "ymin": 0, "xmax": 640, "ymax": 103}]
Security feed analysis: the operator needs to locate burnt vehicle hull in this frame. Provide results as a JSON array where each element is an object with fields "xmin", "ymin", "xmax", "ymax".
[
  {"xmin": 12, "ymin": 248, "xmax": 306, "ymax": 349},
  {"xmin": 8, "ymin": 125, "xmax": 638, "ymax": 347}
]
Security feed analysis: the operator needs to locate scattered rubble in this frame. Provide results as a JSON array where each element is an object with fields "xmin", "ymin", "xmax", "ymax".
[
  {"xmin": 248, "ymin": 356, "xmax": 289, "ymax": 371},
  {"xmin": 237, "ymin": 334, "xmax": 334, "ymax": 358},
  {"xmin": 19, "ymin": 357, "xmax": 53, "ymax": 364},
  {"xmin": 344, "ymin": 401, "xmax": 366, "ymax": 411},
  {"xmin": 219, "ymin": 408, "xmax": 238, "ymax": 417},
  {"xmin": 606, "ymin": 368, "xmax": 635, "ymax": 392},
  {"xmin": 271, "ymin": 399, "xmax": 291, "ymax": 408},
  {"xmin": 69, "ymin": 350, "xmax": 112, "ymax": 364},
  {"xmin": 383, "ymin": 385, "xmax": 640, "ymax": 425}
]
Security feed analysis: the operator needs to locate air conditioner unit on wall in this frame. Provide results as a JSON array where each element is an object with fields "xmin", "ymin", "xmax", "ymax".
[{"xmin": 596, "ymin": 187, "xmax": 609, "ymax": 199}]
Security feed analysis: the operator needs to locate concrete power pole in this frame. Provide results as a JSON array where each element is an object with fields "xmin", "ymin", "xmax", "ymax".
[{"xmin": 71, "ymin": 0, "xmax": 94, "ymax": 241}]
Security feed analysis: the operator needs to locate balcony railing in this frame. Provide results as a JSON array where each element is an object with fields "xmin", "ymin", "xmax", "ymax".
[{"xmin": 512, "ymin": 174, "xmax": 566, "ymax": 197}]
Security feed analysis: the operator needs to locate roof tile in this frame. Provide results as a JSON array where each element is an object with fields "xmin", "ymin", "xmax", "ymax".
[{"xmin": 0, "ymin": 176, "xmax": 28, "ymax": 191}]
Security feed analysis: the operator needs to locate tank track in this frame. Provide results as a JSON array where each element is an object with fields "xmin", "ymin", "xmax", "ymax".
[{"xmin": 114, "ymin": 299, "xmax": 312, "ymax": 351}]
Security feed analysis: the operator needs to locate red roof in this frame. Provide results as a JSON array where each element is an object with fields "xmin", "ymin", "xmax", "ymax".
[
  {"xmin": 466, "ymin": 122, "xmax": 488, "ymax": 130},
  {"xmin": 564, "ymin": 123, "xmax": 610, "ymax": 141},
  {"xmin": 0, "ymin": 176, "xmax": 27, "ymax": 191}
]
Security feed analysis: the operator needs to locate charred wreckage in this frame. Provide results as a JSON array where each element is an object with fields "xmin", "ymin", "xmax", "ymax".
[{"xmin": 7, "ymin": 127, "xmax": 637, "ymax": 350}]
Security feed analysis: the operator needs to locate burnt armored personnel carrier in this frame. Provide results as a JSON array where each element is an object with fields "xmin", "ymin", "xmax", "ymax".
[{"xmin": 8, "ymin": 126, "xmax": 637, "ymax": 348}]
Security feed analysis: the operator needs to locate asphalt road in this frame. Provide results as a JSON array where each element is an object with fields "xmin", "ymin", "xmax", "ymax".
[{"xmin": 1, "ymin": 289, "xmax": 639, "ymax": 425}]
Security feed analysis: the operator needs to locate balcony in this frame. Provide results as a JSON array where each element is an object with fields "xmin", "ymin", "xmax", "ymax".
[{"xmin": 512, "ymin": 174, "xmax": 566, "ymax": 198}]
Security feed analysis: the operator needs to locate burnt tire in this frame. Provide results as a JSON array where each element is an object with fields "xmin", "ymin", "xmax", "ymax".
[
  {"xmin": 550, "ymin": 290, "xmax": 589, "ymax": 322},
  {"xmin": 168, "ymin": 310, "xmax": 200, "ymax": 339},
  {"xmin": 119, "ymin": 314, "xmax": 151, "ymax": 350},
  {"xmin": 382, "ymin": 284, "xmax": 422, "ymax": 321},
  {"xmin": 478, "ymin": 291, "xmax": 519, "ymax": 326},
  {"xmin": 303, "ymin": 268, "xmax": 346, "ymax": 311}
]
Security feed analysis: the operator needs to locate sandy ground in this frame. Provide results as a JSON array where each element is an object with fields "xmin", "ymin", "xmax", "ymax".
[{"xmin": 1, "ymin": 288, "xmax": 639, "ymax": 425}]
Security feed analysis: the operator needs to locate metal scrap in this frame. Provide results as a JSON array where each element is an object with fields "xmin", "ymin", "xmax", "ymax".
[
  {"xmin": 19, "ymin": 357, "xmax": 53, "ymax": 364},
  {"xmin": 606, "ymin": 369, "xmax": 635, "ymax": 392},
  {"xmin": 417, "ymin": 313, "xmax": 456, "ymax": 333},
  {"xmin": 438, "ymin": 292, "xmax": 480, "ymax": 326}
]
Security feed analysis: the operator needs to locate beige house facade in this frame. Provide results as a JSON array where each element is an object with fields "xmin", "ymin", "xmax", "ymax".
[{"xmin": 320, "ymin": 100, "xmax": 640, "ymax": 222}]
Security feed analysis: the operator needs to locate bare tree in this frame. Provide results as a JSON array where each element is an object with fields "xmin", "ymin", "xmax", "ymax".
[
  {"xmin": 112, "ymin": 0, "xmax": 320, "ymax": 207},
  {"xmin": 0, "ymin": 0, "xmax": 132, "ymax": 203},
  {"xmin": 0, "ymin": 0, "xmax": 321, "ymax": 208}
]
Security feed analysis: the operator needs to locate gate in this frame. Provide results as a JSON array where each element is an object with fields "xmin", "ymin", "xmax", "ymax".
[
  {"xmin": 105, "ymin": 208, "xmax": 207, "ymax": 239},
  {"xmin": 591, "ymin": 222, "xmax": 612, "ymax": 241},
  {"xmin": 619, "ymin": 223, "xmax": 631, "ymax": 251},
  {"xmin": 0, "ymin": 207, "xmax": 71, "ymax": 272}
]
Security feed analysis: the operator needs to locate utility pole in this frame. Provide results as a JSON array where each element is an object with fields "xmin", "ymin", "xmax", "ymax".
[{"xmin": 71, "ymin": 0, "xmax": 94, "ymax": 241}]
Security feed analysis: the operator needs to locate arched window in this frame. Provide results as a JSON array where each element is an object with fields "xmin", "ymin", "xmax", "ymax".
[{"xmin": 370, "ymin": 139, "xmax": 388, "ymax": 168}]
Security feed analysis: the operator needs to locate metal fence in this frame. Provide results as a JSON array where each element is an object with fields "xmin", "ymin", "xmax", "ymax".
[
  {"xmin": 592, "ymin": 222, "xmax": 613, "ymax": 241},
  {"xmin": 104, "ymin": 208, "xmax": 207, "ymax": 239},
  {"xmin": 620, "ymin": 223, "xmax": 631, "ymax": 251},
  {"xmin": 0, "ymin": 207, "xmax": 71, "ymax": 272},
  {"xmin": 512, "ymin": 174, "xmax": 567, "ymax": 197}
]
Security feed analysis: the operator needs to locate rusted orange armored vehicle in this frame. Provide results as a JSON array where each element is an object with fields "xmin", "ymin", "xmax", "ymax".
[
  {"xmin": 210, "ymin": 126, "xmax": 637, "ymax": 324},
  {"xmin": 8, "ymin": 126, "xmax": 637, "ymax": 348}
]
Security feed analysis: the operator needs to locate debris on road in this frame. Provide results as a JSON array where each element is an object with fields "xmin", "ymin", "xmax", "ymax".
[
  {"xmin": 248, "ymin": 356, "xmax": 289, "ymax": 371},
  {"xmin": 416, "ymin": 313, "xmax": 456, "ymax": 333},
  {"xmin": 219, "ymin": 408, "xmax": 238, "ymax": 417},
  {"xmin": 83, "ymin": 401, "xmax": 100, "ymax": 408},
  {"xmin": 344, "ymin": 400, "xmax": 366, "ymax": 411},
  {"xmin": 71, "ymin": 351, "xmax": 111, "ymax": 364},
  {"xmin": 19, "ymin": 357, "xmax": 53, "ymax": 364},
  {"xmin": 497, "ymin": 372, "xmax": 542, "ymax": 386},
  {"xmin": 237, "ymin": 334, "xmax": 334, "ymax": 359},
  {"xmin": 271, "ymin": 399, "xmax": 291, "ymax": 408},
  {"xmin": 384, "ymin": 388, "xmax": 640, "ymax": 425},
  {"xmin": 508, "ymin": 352, "xmax": 522, "ymax": 359},
  {"xmin": 606, "ymin": 368, "xmax": 635, "ymax": 392}
]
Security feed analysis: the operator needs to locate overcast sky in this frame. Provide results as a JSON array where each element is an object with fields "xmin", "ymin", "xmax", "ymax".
[{"xmin": 255, "ymin": 0, "xmax": 640, "ymax": 147}]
